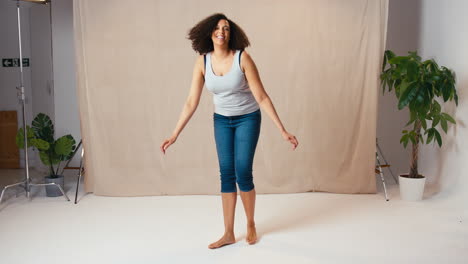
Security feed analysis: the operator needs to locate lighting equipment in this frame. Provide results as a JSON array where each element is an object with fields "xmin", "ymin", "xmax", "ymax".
[{"xmin": 0, "ymin": 0, "xmax": 70, "ymax": 204}]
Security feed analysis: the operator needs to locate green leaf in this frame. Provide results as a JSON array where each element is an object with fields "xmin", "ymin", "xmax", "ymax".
[
  {"xmin": 39, "ymin": 151, "xmax": 60, "ymax": 166},
  {"xmin": 400, "ymin": 134, "xmax": 409, "ymax": 148},
  {"xmin": 408, "ymin": 51, "xmax": 421, "ymax": 62},
  {"xmin": 388, "ymin": 79, "xmax": 395, "ymax": 93},
  {"xmin": 16, "ymin": 128, "xmax": 25, "ymax": 149},
  {"xmin": 405, "ymin": 119, "xmax": 416, "ymax": 127},
  {"xmin": 424, "ymin": 59, "xmax": 439, "ymax": 73},
  {"xmin": 442, "ymin": 82, "xmax": 451, "ymax": 101},
  {"xmin": 405, "ymin": 111, "xmax": 417, "ymax": 127},
  {"xmin": 434, "ymin": 129, "xmax": 442, "ymax": 147},
  {"xmin": 39, "ymin": 152, "xmax": 51, "ymax": 166},
  {"xmin": 386, "ymin": 50, "xmax": 396, "ymax": 59},
  {"xmin": 15, "ymin": 126, "xmax": 34, "ymax": 149},
  {"xmin": 431, "ymin": 75, "xmax": 441, "ymax": 82},
  {"xmin": 32, "ymin": 113, "xmax": 54, "ymax": 143},
  {"xmin": 407, "ymin": 60, "xmax": 419, "ymax": 81},
  {"xmin": 432, "ymin": 115, "xmax": 440, "ymax": 127},
  {"xmin": 389, "ymin": 56, "xmax": 408, "ymax": 65},
  {"xmin": 441, "ymin": 113, "xmax": 456, "ymax": 124},
  {"xmin": 419, "ymin": 108, "xmax": 430, "ymax": 122},
  {"xmin": 420, "ymin": 118, "xmax": 427, "ymax": 130},
  {"xmin": 416, "ymin": 93, "xmax": 424, "ymax": 104},
  {"xmin": 380, "ymin": 73, "xmax": 387, "ymax": 90},
  {"xmin": 30, "ymin": 138, "xmax": 50, "ymax": 151},
  {"xmin": 382, "ymin": 51, "xmax": 391, "ymax": 72},
  {"xmin": 426, "ymin": 129, "xmax": 435, "ymax": 144},
  {"xmin": 398, "ymin": 83, "xmax": 418, "ymax": 109},
  {"xmin": 440, "ymin": 118, "xmax": 448, "ymax": 133},
  {"xmin": 394, "ymin": 79, "xmax": 402, "ymax": 97},
  {"xmin": 432, "ymin": 100, "xmax": 441, "ymax": 114},
  {"xmin": 409, "ymin": 134, "xmax": 417, "ymax": 145},
  {"xmin": 398, "ymin": 80, "xmax": 412, "ymax": 99},
  {"xmin": 55, "ymin": 135, "xmax": 76, "ymax": 160}
]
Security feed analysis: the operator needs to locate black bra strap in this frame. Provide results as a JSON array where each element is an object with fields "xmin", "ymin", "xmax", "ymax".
[
  {"xmin": 239, "ymin": 50, "xmax": 243, "ymax": 65},
  {"xmin": 204, "ymin": 54, "xmax": 206, "ymax": 71}
]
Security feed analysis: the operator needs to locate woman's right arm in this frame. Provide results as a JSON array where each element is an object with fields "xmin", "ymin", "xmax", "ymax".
[{"xmin": 160, "ymin": 55, "xmax": 205, "ymax": 154}]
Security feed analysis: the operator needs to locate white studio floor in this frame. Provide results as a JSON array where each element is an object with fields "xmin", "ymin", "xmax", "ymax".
[{"xmin": 0, "ymin": 169, "xmax": 467, "ymax": 264}]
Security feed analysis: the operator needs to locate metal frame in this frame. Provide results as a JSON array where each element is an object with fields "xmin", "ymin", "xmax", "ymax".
[
  {"xmin": 74, "ymin": 149, "xmax": 85, "ymax": 204},
  {"xmin": 375, "ymin": 138, "xmax": 398, "ymax": 201},
  {"xmin": 376, "ymin": 151, "xmax": 389, "ymax": 201},
  {"xmin": 376, "ymin": 139, "xmax": 398, "ymax": 184}
]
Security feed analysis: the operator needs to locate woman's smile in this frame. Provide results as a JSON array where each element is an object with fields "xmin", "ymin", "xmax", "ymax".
[{"xmin": 212, "ymin": 19, "xmax": 230, "ymax": 45}]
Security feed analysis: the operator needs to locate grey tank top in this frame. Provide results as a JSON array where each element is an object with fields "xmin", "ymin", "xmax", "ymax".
[{"xmin": 205, "ymin": 50, "xmax": 260, "ymax": 116}]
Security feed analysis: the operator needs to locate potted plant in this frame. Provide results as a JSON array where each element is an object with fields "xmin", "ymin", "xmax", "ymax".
[
  {"xmin": 380, "ymin": 50, "xmax": 458, "ymax": 201},
  {"xmin": 16, "ymin": 113, "xmax": 81, "ymax": 197}
]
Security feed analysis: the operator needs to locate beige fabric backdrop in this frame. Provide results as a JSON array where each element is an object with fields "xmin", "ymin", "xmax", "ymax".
[{"xmin": 74, "ymin": 0, "xmax": 388, "ymax": 196}]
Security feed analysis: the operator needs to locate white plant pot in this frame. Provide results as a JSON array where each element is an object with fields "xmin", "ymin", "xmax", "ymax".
[{"xmin": 399, "ymin": 174, "xmax": 426, "ymax": 201}]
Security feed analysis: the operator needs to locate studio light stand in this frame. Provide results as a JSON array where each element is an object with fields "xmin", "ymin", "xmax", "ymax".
[
  {"xmin": 375, "ymin": 138, "xmax": 399, "ymax": 201},
  {"xmin": 0, "ymin": 0, "xmax": 69, "ymax": 204},
  {"xmin": 376, "ymin": 138, "xmax": 398, "ymax": 184}
]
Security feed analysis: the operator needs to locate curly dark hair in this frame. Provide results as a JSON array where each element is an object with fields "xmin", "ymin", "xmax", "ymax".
[{"xmin": 187, "ymin": 13, "xmax": 250, "ymax": 54}]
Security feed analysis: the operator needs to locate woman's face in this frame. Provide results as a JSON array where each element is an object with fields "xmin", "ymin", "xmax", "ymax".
[{"xmin": 211, "ymin": 19, "xmax": 230, "ymax": 47}]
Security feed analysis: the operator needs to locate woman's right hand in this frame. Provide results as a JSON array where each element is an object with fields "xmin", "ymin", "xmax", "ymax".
[
  {"xmin": 281, "ymin": 130, "xmax": 299, "ymax": 150},
  {"xmin": 160, "ymin": 135, "xmax": 177, "ymax": 154}
]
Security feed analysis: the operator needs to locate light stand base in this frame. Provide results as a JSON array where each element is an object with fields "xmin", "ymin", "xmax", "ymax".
[{"xmin": 0, "ymin": 178, "xmax": 70, "ymax": 204}]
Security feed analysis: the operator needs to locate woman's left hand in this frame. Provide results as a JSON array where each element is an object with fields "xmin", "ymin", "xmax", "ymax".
[{"xmin": 281, "ymin": 130, "xmax": 299, "ymax": 150}]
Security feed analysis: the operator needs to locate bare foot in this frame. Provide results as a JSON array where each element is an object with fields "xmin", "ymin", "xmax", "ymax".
[
  {"xmin": 208, "ymin": 232, "xmax": 236, "ymax": 249},
  {"xmin": 246, "ymin": 224, "xmax": 257, "ymax": 245}
]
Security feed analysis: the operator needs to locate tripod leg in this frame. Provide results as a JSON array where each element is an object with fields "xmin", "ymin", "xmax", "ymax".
[
  {"xmin": 376, "ymin": 142, "xmax": 398, "ymax": 184},
  {"xmin": 31, "ymin": 183, "xmax": 70, "ymax": 201},
  {"xmin": 16, "ymin": 184, "xmax": 25, "ymax": 197},
  {"xmin": 75, "ymin": 171, "xmax": 81, "ymax": 204},
  {"xmin": 54, "ymin": 183, "xmax": 70, "ymax": 201},
  {"xmin": 376, "ymin": 153, "xmax": 389, "ymax": 201},
  {"xmin": 75, "ymin": 149, "xmax": 85, "ymax": 204},
  {"xmin": 0, "ymin": 181, "xmax": 26, "ymax": 204}
]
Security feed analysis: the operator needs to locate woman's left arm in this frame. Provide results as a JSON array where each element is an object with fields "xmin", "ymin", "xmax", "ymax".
[{"xmin": 242, "ymin": 51, "xmax": 298, "ymax": 150}]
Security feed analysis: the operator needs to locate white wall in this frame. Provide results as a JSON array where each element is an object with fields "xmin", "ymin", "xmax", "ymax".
[
  {"xmin": 0, "ymin": 0, "xmax": 79, "ymax": 169},
  {"xmin": 418, "ymin": 0, "xmax": 468, "ymax": 203},
  {"xmin": 0, "ymin": 1, "xmax": 34, "ymax": 167},
  {"xmin": 28, "ymin": 2, "xmax": 55, "ymax": 171},
  {"xmin": 30, "ymin": 3, "xmax": 55, "ymax": 122},
  {"xmin": 51, "ymin": 0, "xmax": 81, "ymax": 166},
  {"xmin": 382, "ymin": 0, "xmax": 467, "ymax": 204},
  {"xmin": 377, "ymin": 0, "xmax": 420, "ymax": 184}
]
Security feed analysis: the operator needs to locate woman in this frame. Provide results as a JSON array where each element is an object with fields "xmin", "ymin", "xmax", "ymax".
[{"xmin": 160, "ymin": 13, "xmax": 298, "ymax": 249}]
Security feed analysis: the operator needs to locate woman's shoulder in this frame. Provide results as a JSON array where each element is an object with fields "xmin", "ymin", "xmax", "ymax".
[
  {"xmin": 196, "ymin": 54, "xmax": 205, "ymax": 63},
  {"xmin": 240, "ymin": 50, "xmax": 254, "ymax": 64},
  {"xmin": 193, "ymin": 54, "xmax": 206, "ymax": 75},
  {"xmin": 239, "ymin": 49, "xmax": 252, "ymax": 59},
  {"xmin": 239, "ymin": 50, "xmax": 255, "ymax": 72}
]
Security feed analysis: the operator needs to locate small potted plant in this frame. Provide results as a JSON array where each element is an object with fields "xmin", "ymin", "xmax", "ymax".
[
  {"xmin": 16, "ymin": 113, "xmax": 81, "ymax": 197},
  {"xmin": 380, "ymin": 50, "xmax": 458, "ymax": 201}
]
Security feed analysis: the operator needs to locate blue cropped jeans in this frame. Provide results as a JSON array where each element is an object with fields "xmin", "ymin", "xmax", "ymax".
[{"xmin": 213, "ymin": 109, "xmax": 261, "ymax": 193}]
